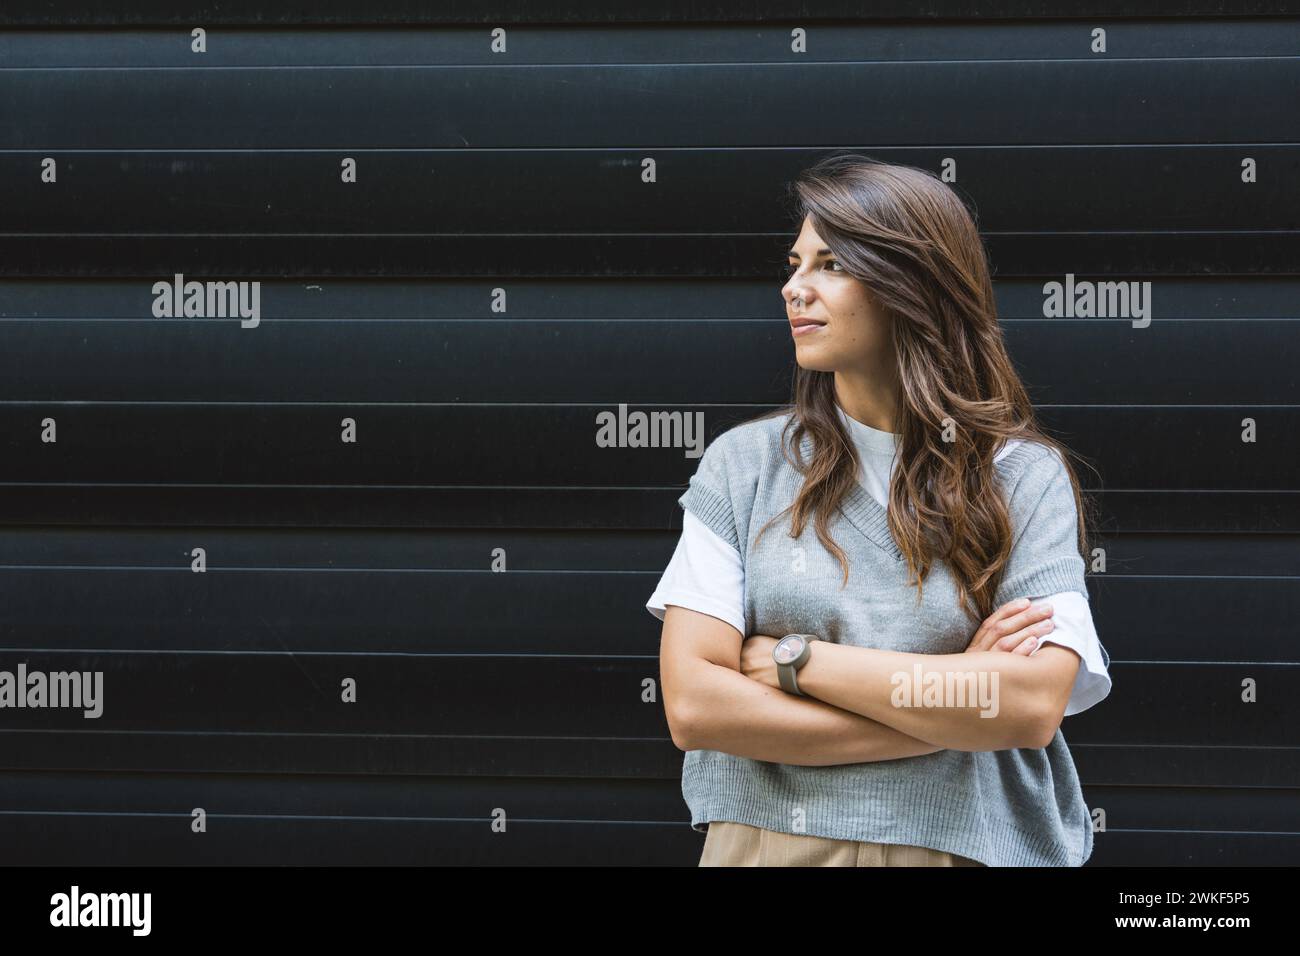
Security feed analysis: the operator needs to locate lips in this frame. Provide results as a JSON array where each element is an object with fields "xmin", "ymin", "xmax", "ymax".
[{"xmin": 790, "ymin": 318, "xmax": 826, "ymax": 338}]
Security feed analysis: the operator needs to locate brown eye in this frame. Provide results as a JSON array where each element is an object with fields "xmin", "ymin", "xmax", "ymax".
[{"xmin": 785, "ymin": 260, "xmax": 841, "ymax": 275}]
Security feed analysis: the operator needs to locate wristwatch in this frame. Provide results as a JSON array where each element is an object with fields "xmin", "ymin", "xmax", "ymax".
[{"xmin": 773, "ymin": 633, "xmax": 818, "ymax": 696}]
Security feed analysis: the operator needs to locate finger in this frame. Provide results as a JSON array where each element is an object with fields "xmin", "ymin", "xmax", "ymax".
[
  {"xmin": 982, "ymin": 602, "xmax": 1055, "ymax": 649},
  {"xmin": 1003, "ymin": 601, "xmax": 1056, "ymax": 633},
  {"xmin": 991, "ymin": 620, "xmax": 1055, "ymax": 652},
  {"xmin": 969, "ymin": 598, "xmax": 1036, "ymax": 652},
  {"xmin": 981, "ymin": 598, "xmax": 1031, "ymax": 633},
  {"xmin": 1010, "ymin": 636, "xmax": 1039, "ymax": 656},
  {"xmin": 968, "ymin": 598, "xmax": 1057, "ymax": 653}
]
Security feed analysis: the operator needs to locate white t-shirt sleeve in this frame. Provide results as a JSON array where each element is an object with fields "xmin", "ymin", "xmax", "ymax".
[
  {"xmin": 1027, "ymin": 590, "xmax": 1112, "ymax": 716},
  {"xmin": 646, "ymin": 510, "xmax": 746, "ymax": 639}
]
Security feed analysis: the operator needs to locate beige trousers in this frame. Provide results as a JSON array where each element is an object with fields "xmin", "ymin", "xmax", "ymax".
[{"xmin": 699, "ymin": 820, "xmax": 986, "ymax": 867}]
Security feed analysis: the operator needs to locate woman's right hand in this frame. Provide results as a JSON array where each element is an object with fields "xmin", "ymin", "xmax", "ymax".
[{"xmin": 963, "ymin": 597, "xmax": 1055, "ymax": 656}]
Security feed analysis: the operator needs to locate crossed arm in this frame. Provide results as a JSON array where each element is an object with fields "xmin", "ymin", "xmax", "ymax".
[{"xmin": 659, "ymin": 601, "xmax": 1081, "ymax": 766}]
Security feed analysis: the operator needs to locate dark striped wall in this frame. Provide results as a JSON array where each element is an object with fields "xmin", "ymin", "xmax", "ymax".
[{"xmin": 0, "ymin": 3, "xmax": 1297, "ymax": 865}]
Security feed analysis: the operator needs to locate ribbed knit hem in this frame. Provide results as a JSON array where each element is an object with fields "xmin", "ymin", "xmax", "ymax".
[
  {"xmin": 996, "ymin": 554, "xmax": 1090, "ymax": 606},
  {"xmin": 683, "ymin": 751, "xmax": 1092, "ymax": 868},
  {"xmin": 678, "ymin": 483, "xmax": 740, "ymax": 552}
]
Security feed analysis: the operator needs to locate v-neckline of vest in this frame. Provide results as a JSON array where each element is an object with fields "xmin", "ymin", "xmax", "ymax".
[
  {"xmin": 796, "ymin": 431, "xmax": 903, "ymax": 561},
  {"xmin": 790, "ymin": 427, "xmax": 1046, "ymax": 563}
]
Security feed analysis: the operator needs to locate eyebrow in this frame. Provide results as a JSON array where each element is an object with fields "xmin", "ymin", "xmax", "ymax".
[{"xmin": 787, "ymin": 248, "xmax": 833, "ymax": 258}]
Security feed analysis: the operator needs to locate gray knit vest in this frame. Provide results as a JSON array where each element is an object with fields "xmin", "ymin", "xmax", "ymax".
[{"xmin": 676, "ymin": 409, "xmax": 1095, "ymax": 866}]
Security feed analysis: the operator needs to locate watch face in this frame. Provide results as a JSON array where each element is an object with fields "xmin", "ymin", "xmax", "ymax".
[{"xmin": 774, "ymin": 636, "xmax": 806, "ymax": 664}]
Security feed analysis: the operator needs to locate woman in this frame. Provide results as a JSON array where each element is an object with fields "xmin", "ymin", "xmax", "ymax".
[{"xmin": 647, "ymin": 154, "xmax": 1112, "ymax": 867}]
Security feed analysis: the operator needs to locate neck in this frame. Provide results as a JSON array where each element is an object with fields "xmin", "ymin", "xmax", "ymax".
[{"xmin": 833, "ymin": 370, "xmax": 897, "ymax": 434}]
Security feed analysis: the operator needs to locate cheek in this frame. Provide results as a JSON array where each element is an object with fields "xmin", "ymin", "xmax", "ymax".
[
  {"xmin": 838, "ymin": 300, "xmax": 887, "ymax": 347},
  {"xmin": 831, "ymin": 313, "xmax": 872, "ymax": 350}
]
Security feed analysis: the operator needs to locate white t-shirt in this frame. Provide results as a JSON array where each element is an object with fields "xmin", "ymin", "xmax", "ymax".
[{"xmin": 647, "ymin": 404, "xmax": 1112, "ymax": 717}]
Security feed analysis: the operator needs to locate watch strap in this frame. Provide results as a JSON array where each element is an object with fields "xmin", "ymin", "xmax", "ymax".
[{"xmin": 778, "ymin": 659, "xmax": 802, "ymax": 695}]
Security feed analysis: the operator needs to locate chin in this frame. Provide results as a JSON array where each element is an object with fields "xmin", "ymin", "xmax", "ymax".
[{"xmin": 793, "ymin": 347, "xmax": 839, "ymax": 372}]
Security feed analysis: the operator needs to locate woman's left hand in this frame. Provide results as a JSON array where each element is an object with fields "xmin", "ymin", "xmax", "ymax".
[{"xmin": 740, "ymin": 635, "xmax": 782, "ymax": 689}]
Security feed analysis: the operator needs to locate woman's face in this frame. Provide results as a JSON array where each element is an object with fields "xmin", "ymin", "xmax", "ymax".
[{"xmin": 782, "ymin": 217, "xmax": 892, "ymax": 374}]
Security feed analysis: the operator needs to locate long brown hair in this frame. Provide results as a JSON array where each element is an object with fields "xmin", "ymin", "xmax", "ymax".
[{"xmin": 748, "ymin": 153, "xmax": 1099, "ymax": 623}]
